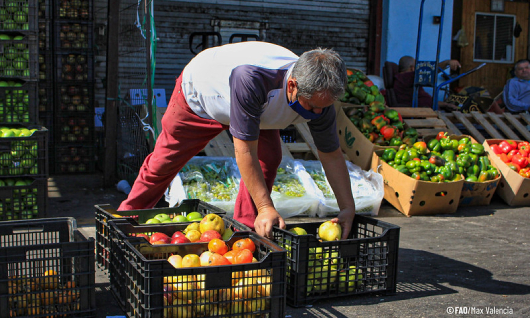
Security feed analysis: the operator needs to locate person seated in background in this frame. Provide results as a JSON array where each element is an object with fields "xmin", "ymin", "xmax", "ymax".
[
  {"xmin": 393, "ymin": 55, "xmax": 460, "ymax": 111},
  {"xmin": 502, "ymin": 59, "xmax": 530, "ymax": 113}
]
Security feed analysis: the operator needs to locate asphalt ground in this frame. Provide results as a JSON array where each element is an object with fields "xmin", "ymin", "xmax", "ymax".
[{"xmin": 47, "ymin": 174, "xmax": 530, "ymax": 318}]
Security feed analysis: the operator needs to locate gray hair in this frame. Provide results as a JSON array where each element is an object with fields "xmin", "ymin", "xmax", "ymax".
[{"xmin": 291, "ymin": 48, "xmax": 347, "ymax": 101}]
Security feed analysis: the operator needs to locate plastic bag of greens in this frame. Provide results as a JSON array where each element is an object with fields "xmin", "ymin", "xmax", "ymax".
[
  {"xmin": 165, "ymin": 156, "xmax": 241, "ymax": 212},
  {"xmin": 271, "ymin": 158, "xmax": 320, "ymax": 218}
]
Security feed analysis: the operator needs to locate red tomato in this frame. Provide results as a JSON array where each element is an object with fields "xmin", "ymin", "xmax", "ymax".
[
  {"xmin": 233, "ymin": 249, "xmax": 254, "ymax": 264},
  {"xmin": 208, "ymin": 239, "xmax": 229, "ymax": 255},
  {"xmin": 232, "ymin": 238, "xmax": 256, "ymax": 253}
]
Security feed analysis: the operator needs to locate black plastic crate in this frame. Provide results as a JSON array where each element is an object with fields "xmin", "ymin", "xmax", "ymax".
[
  {"xmin": 0, "ymin": 126, "xmax": 49, "ymax": 178},
  {"xmin": 0, "ymin": 177, "xmax": 47, "ymax": 220},
  {"xmin": 55, "ymin": 82, "xmax": 94, "ymax": 113},
  {"xmin": 38, "ymin": 80, "xmax": 53, "ymax": 112},
  {"xmin": 54, "ymin": 0, "xmax": 93, "ymax": 21},
  {"xmin": 0, "ymin": 0, "xmax": 38, "ymax": 34},
  {"xmin": 0, "ymin": 81, "xmax": 38, "ymax": 125},
  {"xmin": 55, "ymin": 52, "xmax": 93, "ymax": 82},
  {"xmin": 0, "ymin": 217, "xmax": 95, "ymax": 317},
  {"xmin": 54, "ymin": 113, "xmax": 94, "ymax": 145},
  {"xmin": 38, "ymin": 19, "xmax": 51, "ymax": 50},
  {"xmin": 54, "ymin": 21, "xmax": 93, "ymax": 51},
  {"xmin": 0, "ymin": 34, "xmax": 38, "ymax": 80},
  {"xmin": 122, "ymin": 231, "xmax": 286, "ymax": 318},
  {"xmin": 37, "ymin": 52, "xmax": 53, "ymax": 81},
  {"xmin": 38, "ymin": 0, "xmax": 51, "ymax": 20},
  {"xmin": 108, "ymin": 215, "xmax": 251, "ymax": 311},
  {"xmin": 53, "ymin": 145, "xmax": 95, "ymax": 174},
  {"xmin": 94, "ymin": 200, "xmax": 229, "ymax": 274},
  {"xmin": 272, "ymin": 215, "xmax": 400, "ymax": 307}
]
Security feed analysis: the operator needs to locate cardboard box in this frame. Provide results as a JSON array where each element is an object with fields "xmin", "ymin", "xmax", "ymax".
[
  {"xmin": 423, "ymin": 134, "xmax": 501, "ymax": 207},
  {"xmin": 483, "ymin": 139, "xmax": 530, "ymax": 206},
  {"xmin": 335, "ymin": 102, "xmax": 398, "ymax": 170},
  {"xmin": 371, "ymin": 150, "xmax": 464, "ymax": 216}
]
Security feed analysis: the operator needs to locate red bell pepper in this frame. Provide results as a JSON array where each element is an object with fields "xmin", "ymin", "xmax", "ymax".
[
  {"xmin": 506, "ymin": 140, "xmax": 518, "ymax": 148},
  {"xmin": 517, "ymin": 141, "xmax": 530, "ymax": 150},
  {"xmin": 371, "ymin": 115, "xmax": 390, "ymax": 130},
  {"xmin": 498, "ymin": 153, "xmax": 510, "ymax": 163},
  {"xmin": 364, "ymin": 80, "xmax": 374, "ymax": 87},
  {"xmin": 507, "ymin": 162, "xmax": 521, "ymax": 172},
  {"xmin": 507, "ymin": 149, "xmax": 520, "ymax": 162},
  {"xmin": 499, "ymin": 140, "xmax": 516, "ymax": 154},
  {"xmin": 519, "ymin": 167, "xmax": 530, "ymax": 178},
  {"xmin": 512, "ymin": 154, "xmax": 529, "ymax": 169},
  {"xmin": 412, "ymin": 141, "xmax": 428, "ymax": 155},
  {"xmin": 489, "ymin": 144, "xmax": 503, "ymax": 155},
  {"xmin": 380, "ymin": 125, "xmax": 397, "ymax": 140},
  {"xmin": 436, "ymin": 131, "xmax": 448, "ymax": 140}
]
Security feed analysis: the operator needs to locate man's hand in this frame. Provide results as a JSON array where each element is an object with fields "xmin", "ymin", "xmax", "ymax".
[
  {"xmin": 254, "ymin": 207, "xmax": 285, "ymax": 239},
  {"xmin": 438, "ymin": 101, "xmax": 459, "ymax": 112},
  {"xmin": 330, "ymin": 208, "xmax": 355, "ymax": 240}
]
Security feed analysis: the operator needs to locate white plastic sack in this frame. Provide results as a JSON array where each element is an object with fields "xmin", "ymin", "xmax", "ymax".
[
  {"xmin": 165, "ymin": 156, "xmax": 240, "ymax": 213},
  {"xmin": 270, "ymin": 158, "xmax": 320, "ymax": 218},
  {"xmin": 296, "ymin": 159, "xmax": 384, "ymax": 217}
]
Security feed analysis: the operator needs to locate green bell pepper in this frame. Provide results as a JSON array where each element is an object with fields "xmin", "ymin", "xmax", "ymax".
[
  {"xmin": 440, "ymin": 138, "xmax": 458, "ymax": 151},
  {"xmin": 439, "ymin": 166, "xmax": 454, "ymax": 180},
  {"xmin": 441, "ymin": 150, "xmax": 456, "ymax": 162},
  {"xmin": 458, "ymin": 137, "xmax": 471, "ymax": 145},
  {"xmin": 389, "ymin": 137, "xmax": 402, "ymax": 146},
  {"xmin": 427, "ymin": 139, "xmax": 441, "ymax": 152},
  {"xmin": 456, "ymin": 153, "xmax": 472, "ymax": 168},
  {"xmin": 466, "ymin": 175, "xmax": 478, "ymax": 182},
  {"xmin": 466, "ymin": 165, "xmax": 480, "ymax": 178},
  {"xmin": 395, "ymin": 164, "xmax": 409, "ymax": 175},
  {"xmin": 382, "ymin": 148, "xmax": 397, "ymax": 162},
  {"xmin": 470, "ymin": 143, "xmax": 485, "ymax": 155},
  {"xmin": 478, "ymin": 156, "xmax": 491, "ymax": 172}
]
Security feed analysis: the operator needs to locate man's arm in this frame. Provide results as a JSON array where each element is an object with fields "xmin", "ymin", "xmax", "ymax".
[
  {"xmin": 233, "ymin": 137, "xmax": 285, "ymax": 238},
  {"xmin": 318, "ymin": 148, "xmax": 356, "ymax": 239},
  {"xmin": 439, "ymin": 59, "xmax": 461, "ymax": 71}
]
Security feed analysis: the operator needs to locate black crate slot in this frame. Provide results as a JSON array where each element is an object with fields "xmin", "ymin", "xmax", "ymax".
[
  {"xmin": 37, "ymin": 52, "xmax": 53, "ymax": 81},
  {"xmin": 54, "ymin": 21, "xmax": 93, "ymax": 51},
  {"xmin": 0, "ymin": 217, "xmax": 96, "ymax": 317},
  {"xmin": 121, "ymin": 231, "xmax": 286, "ymax": 318},
  {"xmin": 54, "ymin": 145, "xmax": 95, "ymax": 174},
  {"xmin": 0, "ymin": 36, "xmax": 38, "ymax": 80},
  {"xmin": 38, "ymin": 20, "xmax": 51, "ymax": 50},
  {"xmin": 0, "ymin": 81, "xmax": 38, "ymax": 125},
  {"xmin": 94, "ymin": 200, "xmax": 231, "ymax": 275},
  {"xmin": 54, "ymin": 0, "xmax": 93, "ymax": 21},
  {"xmin": 38, "ymin": 81, "xmax": 53, "ymax": 112},
  {"xmin": 0, "ymin": 126, "xmax": 48, "ymax": 178},
  {"xmin": 54, "ymin": 114, "xmax": 94, "ymax": 145},
  {"xmin": 272, "ymin": 216, "xmax": 400, "ymax": 307},
  {"xmin": 55, "ymin": 52, "xmax": 93, "ymax": 82},
  {"xmin": 0, "ymin": 177, "xmax": 47, "ymax": 220},
  {"xmin": 38, "ymin": 0, "xmax": 51, "ymax": 20},
  {"xmin": 0, "ymin": 0, "xmax": 38, "ymax": 33},
  {"xmin": 55, "ymin": 82, "xmax": 93, "ymax": 113}
]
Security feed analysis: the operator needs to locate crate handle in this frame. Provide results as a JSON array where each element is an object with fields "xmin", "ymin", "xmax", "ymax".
[
  {"xmin": 95, "ymin": 204, "xmax": 117, "ymax": 215},
  {"xmin": 12, "ymin": 224, "xmax": 45, "ymax": 234}
]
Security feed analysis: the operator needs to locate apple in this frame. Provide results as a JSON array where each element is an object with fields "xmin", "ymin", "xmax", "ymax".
[
  {"xmin": 318, "ymin": 221, "xmax": 342, "ymax": 241},
  {"xmin": 199, "ymin": 251, "xmax": 213, "ymax": 267},
  {"xmin": 199, "ymin": 214, "xmax": 225, "ymax": 235},
  {"xmin": 134, "ymin": 233, "xmax": 150, "ymax": 241},
  {"xmin": 154, "ymin": 213, "xmax": 170, "ymax": 223},
  {"xmin": 183, "ymin": 222, "xmax": 200, "ymax": 233},
  {"xmin": 221, "ymin": 227, "xmax": 233, "ymax": 240},
  {"xmin": 171, "ymin": 236, "xmax": 191, "ymax": 244},
  {"xmin": 145, "ymin": 218, "xmax": 161, "ymax": 224},
  {"xmin": 167, "ymin": 255, "xmax": 183, "ymax": 269},
  {"xmin": 199, "ymin": 230, "xmax": 222, "ymax": 242},
  {"xmin": 171, "ymin": 231, "xmax": 186, "ymax": 240},
  {"xmin": 186, "ymin": 211, "xmax": 202, "ymax": 222},
  {"xmin": 181, "ymin": 254, "xmax": 201, "ymax": 268},
  {"xmin": 149, "ymin": 232, "xmax": 170, "ymax": 244},
  {"xmin": 172, "ymin": 215, "xmax": 188, "ymax": 223},
  {"xmin": 185, "ymin": 230, "xmax": 201, "ymax": 243},
  {"xmin": 338, "ymin": 265, "xmax": 363, "ymax": 292},
  {"xmin": 289, "ymin": 227, "xmax": 308, "ymax": 235}
]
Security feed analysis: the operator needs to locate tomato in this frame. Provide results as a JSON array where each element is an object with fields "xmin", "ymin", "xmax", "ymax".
[
  {"xmin": 208, "ymin": 238, "xmax": 229, "ymax": 255},
  {"xmin": 232, "ymin": 238, "xmax": 256, "ymax": 253},
  {"xmin": 233, "ymin": 249, "xmax": 254, "ymax": 264},
  {"xmin": 223, "ymin": 250, "xmax": 237, "ymax": 264},
  {"xmin": 208, "ymin": 252, "xmax": 231, "ymax": 266}
]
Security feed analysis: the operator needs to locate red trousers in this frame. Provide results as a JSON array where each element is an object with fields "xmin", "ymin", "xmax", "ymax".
[{"xmin": 118, "ymin": 75, "xmax": 282, "ymax": 230}]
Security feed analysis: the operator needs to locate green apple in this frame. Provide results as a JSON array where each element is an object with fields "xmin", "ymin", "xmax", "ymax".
[
  {"xmin": 289, "ymin": 227, "xmax": 307, "ymax": 235},
  {"xmin": 186, "ymin": 211, "xmax": 202, "ymax": 222},
  {"xmin": 338, "ymin": 265, "xmax": 363, "ymax": 292},
  {"xmin": 145, "ymin": 218, "xmax": 161, "ymax": 224},
  {"xmin": 153, "ymin": 213, "xmax": 170, "ymax": 223},
  {"xmin": 221, "ymin": 227, "xmax": 233, "ymax": 240},
  {"xmin": 172, "ymin": 215, "xmax": 188, "ymax": 223}
]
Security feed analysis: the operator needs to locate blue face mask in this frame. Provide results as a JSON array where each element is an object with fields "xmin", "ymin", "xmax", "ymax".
[{"xmin": 289, "ymin": 99, "xmax": 322, "ymax": 120}]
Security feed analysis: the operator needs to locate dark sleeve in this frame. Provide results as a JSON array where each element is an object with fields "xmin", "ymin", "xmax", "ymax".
[
  {"xmin": 229, "ymin": 65, "xmax": 285, "ymax": 141},
  {"xmin": 307, "ymin": 106, "xmax": 340, "ymax": 153}
]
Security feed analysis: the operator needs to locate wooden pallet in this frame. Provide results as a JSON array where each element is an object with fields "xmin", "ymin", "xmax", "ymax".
[
  {"xmin": 389, "ymin": 107, "xmax": 457, "ymax": 136},
  {"xmin": 438, "ymin": 111, "xmax": 530, "ymax": 144}
]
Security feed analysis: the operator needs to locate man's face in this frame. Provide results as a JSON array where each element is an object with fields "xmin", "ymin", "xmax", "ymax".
[
  {"xmin": 288, "ymin": 79, "xmax": 335, "ymax": 115},
  {"xmin": 515, "ymin": 61, "xmax": 530, "ymax": 81}
]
